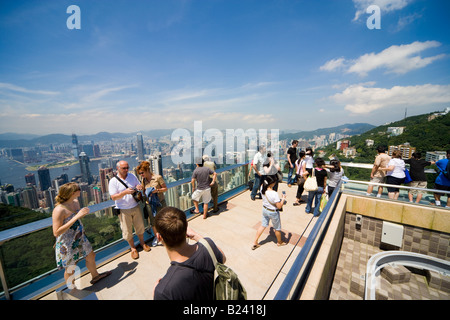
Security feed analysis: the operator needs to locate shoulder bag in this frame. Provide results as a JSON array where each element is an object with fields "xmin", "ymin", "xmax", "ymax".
[{"xmin": 304, "ymin": 168, "xmax": 318, "ymax": 192}]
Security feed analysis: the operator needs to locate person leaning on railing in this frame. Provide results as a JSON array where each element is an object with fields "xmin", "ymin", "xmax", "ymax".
[
  {"xmin": 404, "ymin": 152, "xmax": 435, "ymax": 204},
  {"xmin": 378, "ymin": 150, "xmax": 405, "ymax": 200},
  {"xmin": 433, "ymin": 149, "xmax": 450, "ymax": 208},
  {"xmin": 52, "ymin": 182, "xmax": 112, "ymax": 288}
]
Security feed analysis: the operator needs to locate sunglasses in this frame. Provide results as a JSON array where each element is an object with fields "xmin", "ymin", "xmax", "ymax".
[{"xmin": 120, "ymin": 167, "xmax": 129, "ymax": 170}]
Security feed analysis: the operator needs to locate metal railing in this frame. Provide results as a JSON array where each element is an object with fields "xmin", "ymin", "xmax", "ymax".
[{"xmin": 0, "ymin": 162, "xmax": 251, "ymax": 300}]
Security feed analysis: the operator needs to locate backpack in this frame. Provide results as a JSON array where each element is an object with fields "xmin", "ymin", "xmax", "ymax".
[{"xmin": 199, "ymin": 238, "xmax": 247, "ymax": 300}]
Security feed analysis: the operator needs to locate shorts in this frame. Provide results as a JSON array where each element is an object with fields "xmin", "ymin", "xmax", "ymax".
[
  {"xmin": 261, "ymin": 207, "xmax": 281, "ymax": 230},
  {"xmin": 118, "ymin": 205, "xmax": 145, "ymax": 241},
  {"xmin": 192, "ymin": 188, "xmax": 212, "ymax": 203},
  {"xmin": 370, "ymin": 176, "xmax": 386, "ymax": 184},
  {"xmin": 435, "ymin": 183, "xmax": 450, "ymax": 197},
  {"xmin": 386, "ymin": 176, "xmax": 405, "ymax": 193},
  {"xmin": 408, "ymin": 181, "xmax": 427, "ymax": 196}
]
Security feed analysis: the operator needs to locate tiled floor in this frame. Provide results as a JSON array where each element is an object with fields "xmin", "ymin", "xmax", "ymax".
[{"xmin": 329, "ymin": 237, "xmax": 450, "ymax": 300}]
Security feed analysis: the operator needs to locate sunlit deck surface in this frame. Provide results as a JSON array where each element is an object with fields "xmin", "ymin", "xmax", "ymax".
[{"xmin": 40, "ymin": 182, "xmax": 316, "ymax": 300}]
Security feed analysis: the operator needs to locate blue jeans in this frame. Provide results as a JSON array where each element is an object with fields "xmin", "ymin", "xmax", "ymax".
[
  {"xmin": 287, "ymin": 166, "xmax": 296, "ymax": 185},
  {"xmin": 305, "ymin": 187, "xmax": 324, "ymax": 216},
  {"xmin": 251, "ymin": 173, "xmax": 262, "ymax": 199}
]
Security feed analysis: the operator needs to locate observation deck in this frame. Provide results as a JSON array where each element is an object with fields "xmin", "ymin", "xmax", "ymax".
[{"xmin": 1, "ymin": 162, "xmax": 449, "ymax": 302}]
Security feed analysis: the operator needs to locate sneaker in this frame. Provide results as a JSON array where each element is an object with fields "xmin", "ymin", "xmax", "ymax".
[{"xmin": 152, "ymin": 237, "xmax": 158, "ymax": 247}]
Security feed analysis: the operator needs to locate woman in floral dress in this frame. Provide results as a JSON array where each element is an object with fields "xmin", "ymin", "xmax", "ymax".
[{"xmin": 52, "ymin": 182, "xmax": 111, "ymax": 288}]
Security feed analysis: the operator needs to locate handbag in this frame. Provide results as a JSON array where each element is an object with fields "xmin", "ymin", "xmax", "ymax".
[
  {"xmin": 319, "ymin": 194, "xmax": 329, "ymax": 213},
  {"xmin": 404, "ymin": 168, "xmax": 412, "ymax": 184},
  {"xmin": 276, "ymin": 171, "xmax": 283, "ymax": 183},
  {"xmin": 304, "ymin": 169, "xmax": 318, "ymax": 192}
]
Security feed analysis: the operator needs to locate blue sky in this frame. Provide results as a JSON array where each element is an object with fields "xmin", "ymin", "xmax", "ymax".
[{"xmin": 0, "ymin": 0, "xmax": 449, "ymax": 135}]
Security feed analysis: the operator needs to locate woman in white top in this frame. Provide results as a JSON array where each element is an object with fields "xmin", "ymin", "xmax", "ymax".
[
  {"xmin": 379, "ymin": 150, "xmax": 405, "ymax": 199},
  {"xmin": 304, "ymin": 147, "xmax": 314, "ymax": 176},
  {"xmin": 294, "ymin": 150, "xmax": 307, "ymax": 205},
  {"xmin": 252, "ymin": 175, "xmax": 287, "ymax": 250}
]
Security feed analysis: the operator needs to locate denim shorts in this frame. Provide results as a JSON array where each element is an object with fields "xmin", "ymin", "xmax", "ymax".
[{"xmin": 261, "ymin": 207, "xmax": 281, "ymax": 230}]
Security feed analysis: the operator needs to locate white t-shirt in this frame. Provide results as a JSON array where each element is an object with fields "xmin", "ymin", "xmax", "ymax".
[
  {"xmin": 253, "ymin": 152, "xmax": 265, "ymax": 174},
  {"xmin": 108, "ymin": 173, "xmax": 141, "ymax": 209},
  {"xmin": 387, "ymin": 158, "xmax": 406, "ymax": 179},
  {"xmin": 305, "ymin": 155, "xmax": 314, "ymax": 169},
  {"xmin": 261, "ymin": 189, "xmax": 281, "ymax": 210},
  {"xmin": 326, "ymin": 168, "xmax": 345, "ymax": 187}
]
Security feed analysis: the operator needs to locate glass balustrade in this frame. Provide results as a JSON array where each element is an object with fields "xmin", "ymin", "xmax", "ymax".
[{"xmin": 0, "ymin": 162, "xmax": 251, "ymax": 298}]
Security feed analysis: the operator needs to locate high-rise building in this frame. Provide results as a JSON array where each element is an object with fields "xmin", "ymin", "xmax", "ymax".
[
  {"xmin": 22, "ymin": 185, "xmax": 39, "ymax": 209},
  {"xmin": 137, "ymin": 133, "xmax": 145, "ymax": 161},
  {"xmin": 25, "ymin": 173, "xmax": 36, "ymax": 186},
  {"xmin": 72, "ymin": 133, "xmax": 80, "ymax": 158},
  {"xmin": 37, "ymin": 166, "xmax": 51, "ymax": 192},
  {"xmin": 149, "ymin": 154, "xmax": 163, "ymax": 176},
  {"xmin": 79, "ymin": 152, "xmax": 93, "ymax": 184}
]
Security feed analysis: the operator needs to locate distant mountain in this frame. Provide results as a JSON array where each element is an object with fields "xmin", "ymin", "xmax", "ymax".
[
  {"xmin": 0, "ymin": 129, "xmax": 175, "ymax": 148},
  {"xmin": 0, "ymin": 133, "xmax": 40, "ymax": 140},
  {"xmin": 280, "ymin": 123, "xmax": 375, "ymax": 142}
]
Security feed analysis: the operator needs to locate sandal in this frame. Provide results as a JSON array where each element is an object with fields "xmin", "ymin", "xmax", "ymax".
[
  {"xmin": 293, "ymin": 202, "xmax": 300, "ymax": 206},
  {"xmin": 277, "ymin": 242, "xmax": 288, "ymax": 247},
  {"xmin": 90, "ymin": 271, "xmax": 112, "ymax": 285},
  {"xmin": 251, "ymin": 244, "xmax": 260, "ymax": 250}
]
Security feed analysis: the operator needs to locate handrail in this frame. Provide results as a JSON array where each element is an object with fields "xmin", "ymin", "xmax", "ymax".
[
  {"xmin": 344, "ymin": 179, "xmax": 450, "ymax": 196},
  {"xmin": 365, "ymin": 251, "xmax": 450, "ymax": 300},
  {"xmin": 274, "ymin": 180, "xmax": 343, "ymax": 300}
]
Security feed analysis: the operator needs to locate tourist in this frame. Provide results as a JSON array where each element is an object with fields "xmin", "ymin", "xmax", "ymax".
[
  {"xmin": 53, "ymin": 182, "xmax": 111, "ymax": 288},
  {"xmin": 305, "ymin": 158, "xmax": 328, "ymax": 217},
  {"xmin": 136, "ymin": 160, "xmax": 168, "ymax": 246},
  {"xmin": 262, "ymin": 151, "xmax": 281, "ymax": 191},
  {"xmin": 287, "ymin": 140, "xmax": 298, "ymax": 187},
  {"xmin": 203, "ymin": 155, "xmax": 219, "ymax": 213},
  {"xmin": 191, "ymin": 158, "xmax": 217, "ymax": 219},
  {"xmin": 153, "ymin": 206, "xmax": 226, "ymax": 300},
  {"xmin": 293, "ymin": 150, "xmax": 307, "ymax": 206},
  {"xmin": 252, "ymin": 174, "xmax": 288, "ymax": 250},
  {"xmin": 404, "ymin": 152, "xmax": 434, "ymax": 203},
  {"xmin": 250, "ymin": 145, "xmax": 266, "ymax": 201},
  {"xmin": 109, "ymin": 160, "xmax": 151, "ymax": 259},
  {"xmin": 366, "ymin": 145, "xmax": 391, "ymax": 197},
  {"xmin": 433, "ymin": 149, "xmax": 450, "ymax": 208},
  {"xmin": 304, "ymin": 147, "xmax": 314, "ymax": 176},
  {"xmin": 325, "ymin": 159, "xmax": 345, "ymax": 196},
  {"xmin": 379, "ymin": 150, "xmax": 405, "ymax": 200}
]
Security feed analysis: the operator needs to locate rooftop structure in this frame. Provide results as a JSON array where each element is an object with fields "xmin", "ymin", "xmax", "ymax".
[{"xmin": 0, "ymin": 162, "xmax": 449, "ymax": 304}]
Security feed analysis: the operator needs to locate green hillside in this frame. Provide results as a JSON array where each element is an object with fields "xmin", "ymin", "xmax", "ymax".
[{"xmin": 322, "ymin": 111, "xmax": 450, "ymax": 163}]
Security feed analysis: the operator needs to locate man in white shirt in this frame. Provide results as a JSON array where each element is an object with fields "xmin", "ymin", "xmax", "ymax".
[
  {"xmin": 109, "ymin": 160, "xmax": 151, "ymax": 259},
  {"xmin": 251, "ymin": 145, "xmax": 266, "ymax": 201}
]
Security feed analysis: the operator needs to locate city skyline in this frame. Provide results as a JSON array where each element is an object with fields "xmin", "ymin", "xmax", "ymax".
[{"xmin": 1, "ymin": 1, "xmax": 450, "ymax": 135}]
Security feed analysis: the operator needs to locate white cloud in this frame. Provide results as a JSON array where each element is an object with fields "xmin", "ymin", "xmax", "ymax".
[
  {"xmin": 0, "ymin": 82, "xmax": 59, "ymax": 95},
  {"xmin": 320, "ymin": 41, "xmax": 446, "ymax": 77},
  {"xmin": 352, "ymin": 0, "xmax": 413, "ymax": 21},
  {"xmin": 330, "ymin": 83, "xmax": 450, "ymax": 114},
  {"xmin": 319, "ymin": 58, "xmax": 346, "ymax": 72}
]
